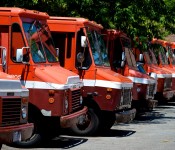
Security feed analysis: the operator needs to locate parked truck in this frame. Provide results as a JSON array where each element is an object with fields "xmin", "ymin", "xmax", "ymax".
[
  {"xmin": 102, "ymin": 29, "xmax": 157, "ymax": 111},
  {"xmin": 150, "ymin": 39, "xmax": 175, "ymax": 94},
  {"xmin": 47, "ymin": 17, "xmax": 136, "ymax": 136},
  {"xmin": 0, "ymin": 7, "xmax": 87, "ymax": 147},
  {"xmin": 133, "ymin": 39, "xmax": 175, "ymax": 101},
  {"xmin": 0, "ymin": 47, "xmax": 33, "ymax": 147}
]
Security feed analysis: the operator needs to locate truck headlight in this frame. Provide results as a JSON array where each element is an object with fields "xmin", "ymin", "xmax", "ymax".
[
  {"xmin": 65, "ymin": 99, "xmax": 68, "ymax": 110},
  {"xmin": 137, "ymin": 87, "xmax": 141, "ymax": 92},
  {"xmin": 80, "ymin": 96, "xmax": 83, "ymax": 105},
  {"xmin": 21, "ymin": 106, "xmax": 27, "ymax": 119}
]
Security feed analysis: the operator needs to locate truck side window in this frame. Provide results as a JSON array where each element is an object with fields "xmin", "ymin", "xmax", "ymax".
[
  {"xmin": 51, "ymin": 32, "xmax": 66, "ymax": 67},
  {"xmin": 11, "ymin": 23, "xmax": 25, "ymax": 62},
  {"xmin": 76, "ymin": 29, "xmax": 92, "ymax": 69},
  {"xmin": 0, "ymin": 25, "xmax": 9, "ymax": 71},
  {"xmin": 112, "ymin": 38, "xmax": 123, "ymax": 70}
]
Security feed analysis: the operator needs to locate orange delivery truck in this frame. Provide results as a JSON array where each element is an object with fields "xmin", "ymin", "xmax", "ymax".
[
  {"xmin": 0, "ymin": 7, "xmax": 87, "ymax": 147},
  {"xmin": 151, "ymin": 38, "xmax": 175, "ymax": 93},
  {"xmin": 47, "ymin": 17, "xmax": 136, "ymax": 136},
  {"xmin": 133, "ymin": 38, "xmax": 175, "ymax": 102},
  {"xmin": 0, "ymin": 47, "xmax": 33, "ymax": 146},
  {"xmin": 102, "ymin": 29, "xmax": 158, "ymax": 111}
]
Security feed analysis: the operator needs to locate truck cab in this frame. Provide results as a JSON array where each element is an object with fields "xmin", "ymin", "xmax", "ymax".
[
  {"xmin": 48, "ymin": 17, "xmax": 136, "ymax": 136},
  {"xmin": 0, "ymin": 7, "xmax": 87, "ymax": 147},
  {"xmin": 151, "ymin": 39, "xmax": 175, "ymax": 92},
  {"xmin": 0, "ymin": 47, "xmax": 33, "ymax": 146},
  {"xmin": 102, "ymin": 29, "xmax": 157, "ymax": 111},
  {"xmin": 133, "ymin": 44, "xmax": 174, "ymax": 101}
]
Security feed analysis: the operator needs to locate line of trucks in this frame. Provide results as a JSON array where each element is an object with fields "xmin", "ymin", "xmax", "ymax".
[{"xmin": 0, "ymin": 7, "xmax": 174, "ymax": 148}]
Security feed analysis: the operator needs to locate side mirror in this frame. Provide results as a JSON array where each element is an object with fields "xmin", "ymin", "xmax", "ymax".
[
  {"xmin": 16, "ymin": 47, "xmax": 30, "ymax": 64},
  {"xmin": 81, "ymin": 36, "xmax": 88, "ymax": 48},
  {"xmin": 165, "ymin": 51, "xmax": 169, "ymax": 58},
  {"xmin": 56, "ymin": 48, "xmax": 59, "ymax": 57},
  {"xmin": 139, "ymin": 54, "xmax": 143, "ymax": 62},
  {"xmin": 76, "ymin": 52, "xmax": 88, "ymax": 70},
  {"xmin": 0, "ymin": 46, "xmax": 7, "ymax": 70},
  {"xmin": 77, "ymin": 52, "xmax": 85, "ymax": 63},
  {"xmin": 149, "ymin": 72, "xmax": 157, "ymax": 79},
  {"xmin": 16, "ymin": 48, "xmax": 23, "ymax": 62},
  {"xmin": 121, "ymin": 60, "xmax": 125, "ymax": 68},
  {"xmin": 121, "ymin": 52, "xmax": 125, "ymax": 61}
]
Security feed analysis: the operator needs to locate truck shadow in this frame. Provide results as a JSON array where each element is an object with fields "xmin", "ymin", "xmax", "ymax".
[
  {"xmin": 7, "ymin": 136, "xmax": 88, "ymax": 149},
  {"xmin": 97, "ymin": 129, "xmax": 136, "ymax": 137},
  {"xmin": 38, "ymin": 136, "xmax": 88, "ymax": 149},
  {"xmin": 158, "ymin": 101, "xmax": 175, "ymax": 107},
  {"xmin": 132, "ymin": 107, "xmax": 175, "ymax": 124}
]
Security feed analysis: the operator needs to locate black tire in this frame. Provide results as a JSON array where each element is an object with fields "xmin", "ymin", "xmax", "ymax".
[
  {"xmin": 69, "ymin": 108, "xmax": 100, "ymax": 136},
  {"xmin": 14, "ymin": 134, "xmax": 41, "ymax": 148},
  {"xmin": 99, "ymin": 111, "xmax": 115, "ymax": 132},
  {"xmin": 13, "ymin": 122, "xmax": 42, "ymax": 148}
]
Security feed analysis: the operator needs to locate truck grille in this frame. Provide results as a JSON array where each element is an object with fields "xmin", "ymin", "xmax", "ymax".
[
  {"xmin": 121, "ymin": 88, "xmax": 131, "ymax": 105},
  {"xmin": 0, "ymin": 98, "xmax": 21, "ymax": 127},
  {"xmin": 147, "ymin": 84, "xmax": 155, "ymax": 97},
  {"xmin": 71, "ymin": 89, "xmax": 81, "ymax": 112},
  {"xmin": 164, "ymin": 77, "xmax": 172, "ymax": 89}
]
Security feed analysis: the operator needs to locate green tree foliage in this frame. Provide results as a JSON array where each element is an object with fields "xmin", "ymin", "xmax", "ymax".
[{"xmin": 1, "ymin": 0, "xmax": 175, "ymax": 42}]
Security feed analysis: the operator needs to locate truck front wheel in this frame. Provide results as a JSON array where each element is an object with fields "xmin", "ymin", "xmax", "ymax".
[
  {"xmin": 13, "ymin": 122, "xmax": 42, "ymax": 148},
  {"xmin": 69, "ymin": 108, "xmax": 100, "ymax": 136}
]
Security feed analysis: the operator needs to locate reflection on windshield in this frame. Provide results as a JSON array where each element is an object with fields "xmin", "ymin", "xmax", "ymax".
[
  {"xmin": 87, "ymin": 30, "xmax": 110, "ymax": 66},
  {"xmin": 23, "ymin": 21, "xmax": 58, "ymax": 63},
  {"xmin": 137, "ymin": 63, "xmax": 147, "ymax": 74}
]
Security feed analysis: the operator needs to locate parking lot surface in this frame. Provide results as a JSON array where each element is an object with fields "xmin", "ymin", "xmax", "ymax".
[{"xmin": 2, "ymin": 101, "xmax": 175, "ymax": 150}]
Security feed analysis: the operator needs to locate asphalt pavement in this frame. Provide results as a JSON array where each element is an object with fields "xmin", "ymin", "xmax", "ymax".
[{"xmin": 2, "ymin": 101, "xmax": 175, "ymax": 150}]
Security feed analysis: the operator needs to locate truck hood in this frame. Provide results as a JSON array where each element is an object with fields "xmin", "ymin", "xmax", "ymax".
[
  {"xmin": 87, "ymin": 67, "xmax": 133, "ymax": 89},
  {"xmin": 0, "ymin": 72, "xmax": 28, "ymax": 97},
  {"xmin": 34, "ymin": 65, "xmax": 83, "ymax": 89},
  {"xmin": 148, "ymin": 65, "xmax": 172, "ymax": 78},
  {"xmin": 128, "ymin": 69, "xmax": 156, "ymax": 84}
]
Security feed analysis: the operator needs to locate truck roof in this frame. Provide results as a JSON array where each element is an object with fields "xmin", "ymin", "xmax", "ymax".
[
  {"xmin": 103, "ymin": 29, "xmax": 129, "ymax": 40},
  {"xmin": 152, "ymin": 38, "xmax": 175, "ymax": 49},
  {"xmin": 0, "ymin": 7, "xmax": 49, "ymax": 19},
  {"xmin": 49, "ymin": 16, "xmax": 103, "ymax": 29}
]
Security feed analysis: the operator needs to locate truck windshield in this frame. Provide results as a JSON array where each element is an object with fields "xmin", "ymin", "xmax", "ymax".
[
  {"xmin": 87, "ymin": 29, "xmax": 110, "ymax": 66},
  {"xmin": 120, "ymin": 38, "xmax": 138, "ymax": 69},
  {"xmin": 23, "ymin": 21, "xmax": 58, "ymax": 63},
  {"xmin": 149, "ymin": 50, "xmax": 158, "ymax": 65},
  {"xmin": 167, "ymin": 47, "xmax": 175, "ymax": 65},
  {"xmin": 120, "ymin": 37, "xmax": 131, "ymax": 48},
  {"xmin": 159, "ymin": 47, "xmax": 169, "ymax": 65}
]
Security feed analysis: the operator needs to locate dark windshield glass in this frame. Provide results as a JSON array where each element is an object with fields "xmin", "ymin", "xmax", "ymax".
[
  {"xmin": 120, "ymin": 37, "xmax": 131, "ymax": 48},
  {"xmin": 87, "ymin": 29, "xmax": 110, "ymax": 66},
  {"xmin": 23, "ymin": 21, "xmax": 58, "ymax": 63},
  {"xmin": 151, "ymin": 44, "xmax": 168, "ymax": 65}
]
